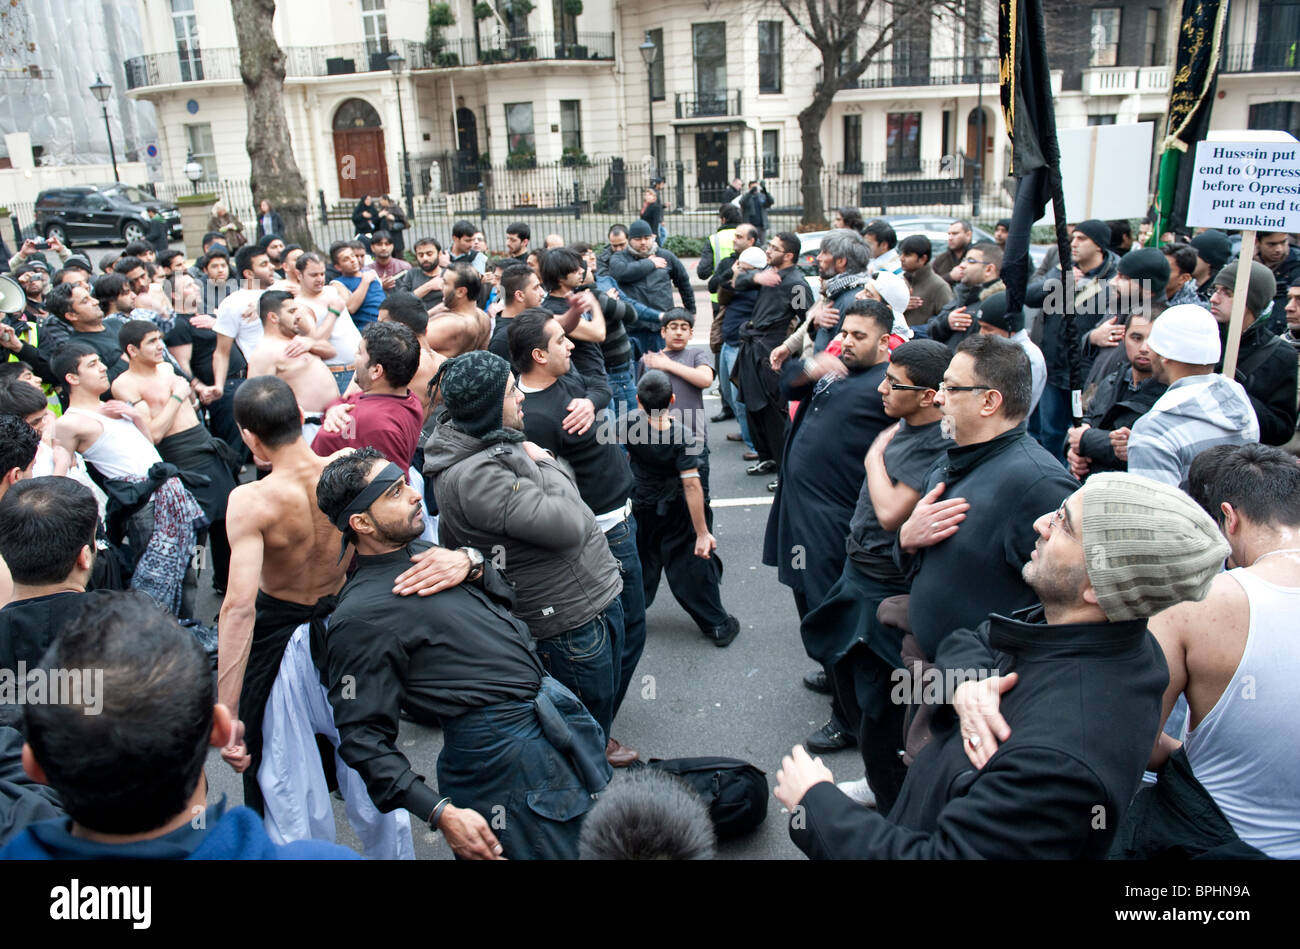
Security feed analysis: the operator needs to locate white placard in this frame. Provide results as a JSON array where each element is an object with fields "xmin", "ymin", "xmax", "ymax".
[
  {"xmin": 1036, "ymin": 123, "xmax": 1154, "ymax": 224},
  {"xmin": 1185, "ymin": 137, "xmax": 1300, "ymax": 232}
]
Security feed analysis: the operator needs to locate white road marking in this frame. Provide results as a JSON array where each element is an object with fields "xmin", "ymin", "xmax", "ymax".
[{"xmin": 711, "ymin": 496, "xmax": 775, "ymax": 508}]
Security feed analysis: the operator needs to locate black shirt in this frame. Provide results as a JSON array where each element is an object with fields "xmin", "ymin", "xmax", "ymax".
[
  {"xmin": 70, "ymin": 328, "xmax": 129, "ymax": 382},
  {"xmin": 518, "ymin": 372, "xmax": 632, "ymax": 516},
  {"xmin": 846, "ymin": 419, "xmax": 948, "ymax": 582},
  {"xmin": 165, "ymin": 313, "xmax": 247, "ymax": 386},
  {"xmin": 0, "ymin": 591, "xmax": 103, "ymax": 731},
  {"xmin": 626, "ymin": 414, "xmax": 702, "ymax": 507},
  {"xmin": 541, "ymin": 295, "xmax": 612, "ymax": 412},
  {"xmin": 325, "ymin": 542, "xmax": 544, "ymax": 820}
]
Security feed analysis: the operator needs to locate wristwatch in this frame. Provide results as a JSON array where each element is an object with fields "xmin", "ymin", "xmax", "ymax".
[{"xmin": 459, "ymin": 546, "xmax": 485, "ymax": 582}]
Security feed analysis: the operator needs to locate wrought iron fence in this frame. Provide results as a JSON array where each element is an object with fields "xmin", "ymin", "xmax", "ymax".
[{"xmin": 1220, "ymin": 41, "xmax": 1300, "ymax": 73}]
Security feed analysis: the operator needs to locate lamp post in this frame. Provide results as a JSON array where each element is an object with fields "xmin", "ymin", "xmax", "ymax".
[
  {"xmin": 387, "ymin": 51, "xmax": 416, "ymax": 218},
  {"xmin": 89, "ymin": 74, "xmax": 119, "ymax": 183},
  {"xmin": 972, "ymin": 33, "xmax": 993, "ymax": 218},
  {"xmin": 639, "ymin": 32, "xmax": 658, "ymax": 171},
  {"xmin": 184, "ymin": 150, "xmax": 204, "ymax": 194}
]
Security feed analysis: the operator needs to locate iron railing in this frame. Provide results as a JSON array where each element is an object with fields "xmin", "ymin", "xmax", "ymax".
[
  {"xmin": 816, "ymin": 55, "xmax": 1001, "ymax": 90},
  {"xmin": 674, "ymin": 90, "xmax": 743, "ymax": 119},
  {"xmin": 1220, "ymin": 41, "xmax": 1299, "ymax": 73}
]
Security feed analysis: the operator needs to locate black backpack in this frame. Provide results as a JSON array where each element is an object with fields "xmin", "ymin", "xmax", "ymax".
[{"xmin": 646, "ymin": 756, "xmax": 768, "ymax": 839}]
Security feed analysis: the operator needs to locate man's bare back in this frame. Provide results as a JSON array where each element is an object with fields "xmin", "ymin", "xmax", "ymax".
[
  {"xmin": 426, "ymin": 305, "xmax": 491, "ymax": 356},
  {"xmin": 247, "ymin": 336, "xmax": 340, "ymax": 415},
  {"xmin": 217, "ymin": 448, "xmax": 350, "ymax": 714},
  {"xmin": 111, "ymin": 361, "xmax": 200, "ymax": 440}
]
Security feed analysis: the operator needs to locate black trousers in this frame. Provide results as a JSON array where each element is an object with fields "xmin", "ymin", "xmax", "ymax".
[
  {"xmin": 635, "ymin": 499, "xmax": 728, "ymax": 634},
  {"xmin": 793, "ymin": 589, "xmax": 854, "ymax": 739},
  {"xmin": 746, "ymin": 402, "xmax": 789, "ymax": 468},
  {"xmin": 208, "ymin": 519, "xmax": 230, "ymax": 592},
  {"xmin": 833, "ymin": 645, "xmax": 909, "ymax": 815}
]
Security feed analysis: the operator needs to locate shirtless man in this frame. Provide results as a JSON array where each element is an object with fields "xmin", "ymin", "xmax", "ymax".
[
  {"xmin": 426, "ymin": 261, "xmax": 491, "ymax": 355},
  {"xmin": 112, "ymin": 319, "xmax": 239, "ymax": 590},
  {"xmin": 244, "ymin": 290, "xmax": 339, "ymax": 444},
  {"xmin": 295, "ymin": 251, "xmax": 360, "ymax": 392},
  {"xmin": 217, "ymin": 375, "xmax": 476, "ymax": 855},
  {"xmin": 52, "ymin": 345, "xmax": 204, "ymax": 616}
]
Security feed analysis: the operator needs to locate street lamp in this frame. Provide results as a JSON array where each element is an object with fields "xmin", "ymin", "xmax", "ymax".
[
  {"xmin": 972, "ymin": 33, "xmax": 993, "ymax": 218},
  {"xmin": 184, "ymin": 149, "xmax": 204, "ymax": 194},
  {"xmin": 89, "ymin": 74, "xmax": 119, "ymax": 183},
  {"xmin": 639, "ymin": 32, "xmax": 658, "ymax": 170},
  {"xmin": 387, "ymin": 50, "xmax": 416, "ymax": 218}
]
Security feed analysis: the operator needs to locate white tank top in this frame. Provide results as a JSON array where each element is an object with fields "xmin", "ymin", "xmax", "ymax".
[
  {"xmin": 302, "ymin": 296, "xmax": 359, "ymax": 366},
  {"xmin": 1183, "ymin": 567, "xmax": 1300, "ymax": 858},
  {"xmin": 64, "ymin": 407, "xmax": 162, "ymax": 480}
]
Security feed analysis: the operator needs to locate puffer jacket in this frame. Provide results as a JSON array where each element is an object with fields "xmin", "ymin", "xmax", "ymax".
[{"xmin": 422, "ymin": 418, "xmax": 621, "ymax": 639}]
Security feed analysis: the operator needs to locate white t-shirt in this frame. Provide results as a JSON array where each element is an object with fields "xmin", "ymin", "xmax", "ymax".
[
  {"xmin": 214, "ymin": 288, "xmax": 266, "ymax": 357},
  {"xmin": 300, "ymin": 295, "xmax": 360, "ymax": 367}
]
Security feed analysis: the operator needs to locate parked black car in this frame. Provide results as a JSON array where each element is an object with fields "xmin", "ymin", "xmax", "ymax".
[{"xmin": 34, "ymin": 184, "xmax": 182, "ymax": 247}]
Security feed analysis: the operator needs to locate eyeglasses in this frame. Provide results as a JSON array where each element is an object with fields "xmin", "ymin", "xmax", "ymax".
[
  {"xmin": 936, "ymin": 382, "xmax": 993, "ymax": 394},
  {"xmin": 1048, "ymin": 500, "xmax": 1081, "ymax": 544},
  {"xmin": 882, "ymin": 374, "xmax": 930, "ymax": 392},
  {"xmin": 962, "ymin": 256, "xmax": 985, "ymax": 265}
]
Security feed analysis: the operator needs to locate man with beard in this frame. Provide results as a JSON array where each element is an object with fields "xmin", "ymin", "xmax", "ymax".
[
  {"xmin": 932, "ymin": 220, "xmax": 973, "ymax": 286},
  {"xmin": 394, "ymin": 237, "xmax": 446, "ymax": 307},
  {"xmin": 798, "ymin": 230, "xmax": 873, "ymax": 353},
  {"xmin": 763, "ymin": 299, "xmax": 893, "ymax": 753},
  {"xmin": 364, "ymin": 230, "xmax": 411, "ymax": 292},
  {"xmin": 316, "ymin": 448, "xmax": 610, "ymax": 859},
  {"xmin": 1066, "ymin": 311, "xmax": 1165, "ymax": 479},
  {"xmin": 427, "ymin": 262, "xmax": 492, "ymax": 356},
  {"xmin": 607, "ymin": 220, "xmax": 695, "ymax": 356},
  {"xmin": 895, "ymin": 335, "xmax": 1077, "ymax": 661},
  {"xmin": 776, "ymin": 473, "xmax": 1226, "ymax": 859}
]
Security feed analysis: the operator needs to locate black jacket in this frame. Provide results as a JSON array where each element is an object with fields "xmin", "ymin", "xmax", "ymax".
[
  {"xmin": 731, "ymin": 266, "xmax": 811, "ymax": 411},
  {"xmin": 1219, "ymin": 319, "xmax": 1298, "ymax": 446},
  {"xmin": 790, "ymin": 607, "xmax": 1168, "ymax": 859},
  {"xmin": 607, "ymin": 247, "xmax": 696, "ymax": 323},
  {"xmin": 924, "ymin": 279, "xmax": 1005, "ymax": 351},
  {"xmin": 1263, "ymin": 246, "xmax": 1300, "ymax": 336},
  {"xmin": 1027, "ymin": 252, "xmax": 1119, "ymax": 387},
  {"xmin": 1078, "ymin": 364, "xmax": 1167, "ymax": 471},
  {"xmin": 740, "ymin": 185, "xmax": 773, "ymax": 231},
  {"xmin": 896, "ymin": 426, "xmax": 1078, "ymax": 659},
  {"xmin": 255, "ymin": 211, "xmax": 285, "ymax": 242}
]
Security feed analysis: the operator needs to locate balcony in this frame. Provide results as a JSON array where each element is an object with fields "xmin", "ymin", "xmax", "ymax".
[
  {"xmin": 674, "ymin": 89, "xmax": 743, "ymax": 119},
  {"xmin": 1080, "ymin": 65, "xmax": 1170, "ymax": 96},
  {"xmin": 817, "ymin": 55, "xmax": 1001, "ymax": 91},
  {"xmin": 123, "ymin": 33, "xmax": 615, "ymax": 91},
  {"xmin": 1221, "ymin": 41, "xmax": 1300, "ymax": 74}
]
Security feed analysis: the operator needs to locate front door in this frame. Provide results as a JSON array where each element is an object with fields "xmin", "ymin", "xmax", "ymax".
[
  {"xmin": 334, "ymin": 128, "xmax": 389, "ymax": 200},
  {"xmin": 696, "ymin": 132, "xmax": 728, "ymax": 205}
]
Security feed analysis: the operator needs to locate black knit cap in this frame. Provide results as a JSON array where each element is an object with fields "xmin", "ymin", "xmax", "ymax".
[
  {"xmin": 1118, "ymin": 247, "xmax": 1170, "ymax": 285},
  {"xmin": 1074, "ymin": 219, "xmax": 1111, "ymax": 253},
  {"xmin": 434, "ymin": 349, "xmax": 523, "ymax": 443},
  {"xmin": 975, "ymin": 291, "xmax": 1021, "ymax": 333}
]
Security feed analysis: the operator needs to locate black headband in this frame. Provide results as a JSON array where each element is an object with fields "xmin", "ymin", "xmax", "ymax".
[{"xmin": 334, "ymin": 462, "xmax": 405, "ymax": 560}]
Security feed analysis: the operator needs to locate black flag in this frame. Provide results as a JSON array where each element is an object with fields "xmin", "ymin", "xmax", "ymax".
[{"xmin": 998, "ymin": 0, "xmax": 1077, "ymax": 400}]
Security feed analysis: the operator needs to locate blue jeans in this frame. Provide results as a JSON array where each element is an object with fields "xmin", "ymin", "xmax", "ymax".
[
  {"xmin": 331, "ymin": 369, "xmax": 354, "ymax": 394},
  {"xmin": 607, "ymin": 362, "xmax": 637, "ymax": 420},
  {"xmin": 534, "ymin": 608, "xmax": 618, "ymax": 741},
  {"xmin": 604, "ymin": 513, "xmax": 646, "ymax": 719},
  {"xmin": 718, "ymin": 341, "xmax": 754, "ymax": 450},
  {"xmin": 1029, "ymin": 383, "xmax": 1071, "ymax": 465}
]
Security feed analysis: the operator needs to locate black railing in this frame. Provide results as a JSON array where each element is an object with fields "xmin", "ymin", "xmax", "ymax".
[
  {"xmin": 815, "ymin": 55, "xmax": 1000, "ymax": 90},
  {"xmin": 435, "ymin": 30, "xmax": 614, "ymax": 67},
  {"xmin": 1220, "ymin": 41, "xmax": 1300, "ymax": 73},
  {"xmin": 674, "ymin": 89, "xmax": 743, "ymax": 119},
  {"xmin": 124, "ymin": 40, "xmax": 433, "ymax": 89}
]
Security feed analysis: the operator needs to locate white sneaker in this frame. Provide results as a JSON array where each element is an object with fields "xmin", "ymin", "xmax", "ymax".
[{"xmin": 836, "ymin": 777, "xmax": 878, "ymax": 809}]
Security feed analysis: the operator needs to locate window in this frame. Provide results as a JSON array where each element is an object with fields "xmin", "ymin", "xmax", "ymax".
[
  {"xmin": 894, "ymin": 14, "xmax": 931, "ymax": 83},
  {"xmin": 1089, "ymin": 9, "xmax": 1121, "ymax": 67},
  {"xmin": 654, "ymin": 135, "xmax": 666, "ymax": 171},
  {"xmin": 648, "ymin": 28, "xmax": 665, "ymax": 101},
  {"xmin": 170, "ymin": 0, "xmax": 203, "ymax": 82},
  {"xmin": 1087, "ymin": 114, "xmax": 1117, "ymax": 126},
  {"xmin": 1249, "ymin": 101, "xmax": 1300, "ymax": 140},
  {"xmin": 758, "ymin": 21, "xmax": 782, "ymax": 94},
  {"xmin": 1254, "ymin": 0, "xmax": 1300, "ymax": 69},
  {"xmin": 962, "ymin": 0, "xmax": 983, "ymax": 78},
  {"xmin": 362, "ymin": 0, "xmax": 389, "ymax": 59},
  {"xmin": 1143, "ymin": 9, "xmax": 1162, "ymax": 66},
  {"xmin": 185, "ymin": 123, "xmax": 217, "ymax": 181},
  {"xmin": 504, "ymin": 102, "xmax": 536, "ymax": 165},
  {"xmin": 693, "ymin": 22, "xmax": 727, "ymax": 111},
  {"xmin": 886, "ymin": 112, "xmax": 921, "ymax": 172},
  {"xmin": 762, "ymin": 130, "xmax": 779, "ymax": 177},
  {"xmin": 838, "ymin": 38, "xmax": 857, "ymax": 77},
  {"xmin": 843, "ymin": 114, "xmax": 862, "ymax": 173},
  {"xmin": 554, "ymin": 1, "xmax": 578, "ymax": 46},
  {"xmin": 560, "ymin": 100, "xmax": 582, "ymax": 154}
]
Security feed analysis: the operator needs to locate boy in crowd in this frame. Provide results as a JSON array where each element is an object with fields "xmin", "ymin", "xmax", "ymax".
[
  {"xmin": 638, "ymin": 308, "xmax": 715, "ymax": 493},
  {"xmin": 628, "ymin": 370, "xmax": 739, "ymax": 647}
]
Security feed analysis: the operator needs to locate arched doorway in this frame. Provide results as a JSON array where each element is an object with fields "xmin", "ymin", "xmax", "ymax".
[
  {"xmin": 965, "ymin": 106, "xmax": 992, "ymax": 184},
  {"xmin": 453, "ymin": 104, "xmax": 481, "ymax": 192},
  {"xmin": 333, "ymin": 99, "xmax": 388, "ymax": 200}
]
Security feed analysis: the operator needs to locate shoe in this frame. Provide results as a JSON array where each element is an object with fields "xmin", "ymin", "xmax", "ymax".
[
  {"xmin": 741, "ymin": 451, "xmax": 759, "ymax": 461},
  {"xmin": 802, "ymin": 669, "xmax": 831, "ymax": 695},
  {"xmin": 710, "ymin": 408, "xmax": 735, "ymax": 423},
  {"xmin": 805, "ymin": 720, "xmax": 857, "ymax": 753},
  {"xmin": 704, "ymin": 615, "xmax": 741, "ymax": 648},
  {"xmin": 606, "ymin": 738, "xmax": 640, "ymax": 767},
  {"xmin": 746, "ymin": 459, "xmax": 777, "ymax": 475},
  {"xmin": 836, "ymin": 776, "xmax": 878, "ymax": 809},
  {"xmin": 725, "ymin": 432, "xmax": 744, "ymax": 442},
  {"xmin": 767, "ymin": 478, "xmax": 779, "ymax": 492}
]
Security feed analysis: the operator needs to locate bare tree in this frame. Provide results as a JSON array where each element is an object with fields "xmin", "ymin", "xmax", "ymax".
[
  {"xmin": 770, "ymin": 0, "xmax": 961, "ymax": 226},
  {"xmin": 229, "ymin": 0, "xmax": 312, "ymax": 246}
]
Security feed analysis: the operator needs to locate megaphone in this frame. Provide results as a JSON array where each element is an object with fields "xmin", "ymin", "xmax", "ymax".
[{"xmin": 0, "ymin": 274, "xmax": 24, "ymax": 314}]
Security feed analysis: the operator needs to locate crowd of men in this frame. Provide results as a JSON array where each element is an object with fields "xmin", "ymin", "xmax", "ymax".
[{"xmin": 0, "ymin": 204, "xmax": 1296, "ymax": 862}]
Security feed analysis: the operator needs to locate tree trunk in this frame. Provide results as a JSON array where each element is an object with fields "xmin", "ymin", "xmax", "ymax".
[
  {"xmin": 230, "ymin": 0, "xmax": 313, "ymax": 248},
  {"xmin": 797, "ymin": 88, "xmax": 837, "ymax": 228}
]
